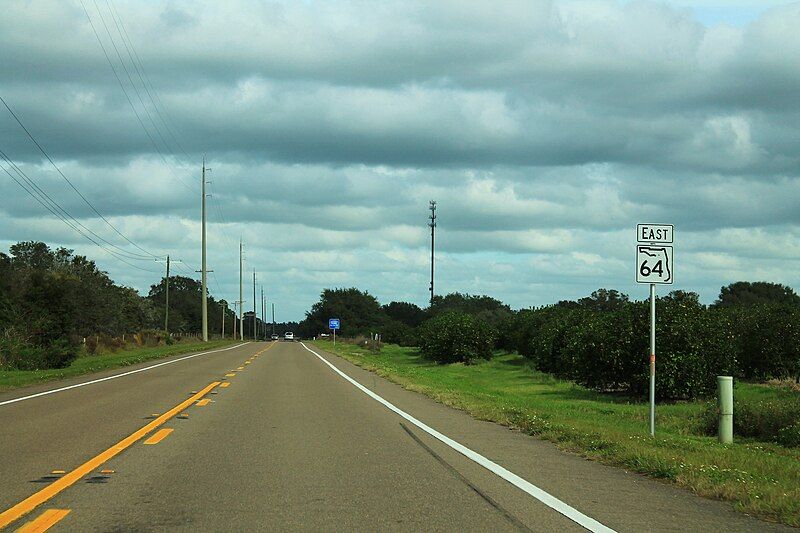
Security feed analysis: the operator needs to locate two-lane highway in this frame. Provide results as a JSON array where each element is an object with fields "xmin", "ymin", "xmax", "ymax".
[{"xmin": 0, "ymin": 341, "xmax": 792, "ymax": 531}]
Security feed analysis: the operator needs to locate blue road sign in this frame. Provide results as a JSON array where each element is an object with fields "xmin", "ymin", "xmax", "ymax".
[{"xmin": 329, "ymin": 318, "xmax": 340, "ymax": 330}]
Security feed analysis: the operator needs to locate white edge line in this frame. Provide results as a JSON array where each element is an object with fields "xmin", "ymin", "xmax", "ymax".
[
  {"xmin": 300, "ymin": 342, "xmax": 615, "ymax": 533},
  {"xmin": 0, "ymin": 342, "xmax": 251, "ymax": 407}
]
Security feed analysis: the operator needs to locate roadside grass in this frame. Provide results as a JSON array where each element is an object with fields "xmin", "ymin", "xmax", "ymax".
[
  {"xmin": 0, "ymin": 339, "xmax": 239, "ymax": 392},
  {"xmin": 313, "ymin": 340, "xmax": 800, "ymax": 527}
]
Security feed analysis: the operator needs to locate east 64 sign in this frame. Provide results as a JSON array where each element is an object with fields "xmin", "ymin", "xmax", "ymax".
[{"xmin": 636, "ymin": 245, "xmax": 673, "ymax": 284}]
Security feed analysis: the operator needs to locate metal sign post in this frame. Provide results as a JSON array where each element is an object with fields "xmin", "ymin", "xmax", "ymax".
[
  {"xmin": 649, "ymin": 283, "xmax": 656, "ymax": 437},
  {"xmin": 636, "ymin": 224, "xmax": 674, "ymax": 437}
]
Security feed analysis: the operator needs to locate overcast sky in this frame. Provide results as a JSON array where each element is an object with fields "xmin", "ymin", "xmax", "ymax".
[{"xmin": 1, "ymin": 0, "xmax": 799, "ymax": 321}]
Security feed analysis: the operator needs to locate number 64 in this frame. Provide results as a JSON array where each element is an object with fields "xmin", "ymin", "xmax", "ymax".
[{"xmin": 640, "ymin": 260, "xmax": 664, "ymax": 277}]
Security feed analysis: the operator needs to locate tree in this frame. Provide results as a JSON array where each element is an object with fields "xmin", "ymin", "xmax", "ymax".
[
  {"xmin": 382, "ymin": 301, "xmax": 425, "ymax": 327},
  {"xmin": 148, "ymin": 276, "xmax": 209, "ymax": 333},
  {"xmin": 9, "ymin": 241, "xmax": 55, "ymax": 270},
  {"xmin": 299, "ymin": 288, "xmax": 386, "ymax": 337},
  {"xmin": 578, "ymin": 289, "xmax": 629, "ymax": 312},
  {"xmin": 429, "ymin": 292, "xmax": 512, "ymax": 330},
  {"xmin": 419, "ymin": 311, "xmax": 496, "ymax": 364},
  {"xmin": 714, "ymin": 282, "xmax": 800, "ymax": 308}
]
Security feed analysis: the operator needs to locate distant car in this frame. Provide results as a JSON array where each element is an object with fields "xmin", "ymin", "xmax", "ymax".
[
  {"xmin": 284, "ymin": 331, "xmax": 294, "ymax": 341},
  {"xmin": 270, "ymin": 333, "xmax": 279, "ymax": 341}
]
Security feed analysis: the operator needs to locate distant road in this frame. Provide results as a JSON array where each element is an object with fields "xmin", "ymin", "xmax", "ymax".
[{"xmin": 0, "ymin": 341, "xmax": 790, "ymax": 531}]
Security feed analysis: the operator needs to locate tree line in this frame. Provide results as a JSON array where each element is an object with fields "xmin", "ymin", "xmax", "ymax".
[
  {"xmin": 300, "ymin": 283, "xmax": 800, "ymax": 400},
  {"xmin": 0, "ymin": 241, "xmax": 244, "ymax": 370}
]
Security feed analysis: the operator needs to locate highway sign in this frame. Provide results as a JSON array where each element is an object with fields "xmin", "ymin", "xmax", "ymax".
[
  {"xmin": 636, "ymin": 245, "xmax": 673, "ymax": 284},
  {"xmin": 637, "ymin": 224, "xmax": 673, "ymax": 243},
  {"xmin": 329, "ymin": 318, "xmax": 340, "ymax": 330}
]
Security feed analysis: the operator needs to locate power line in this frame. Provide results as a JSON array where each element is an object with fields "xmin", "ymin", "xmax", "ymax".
[
  {"xmin": 211, "ymin": 270, "xmax": 226, "ymax": 302},
  {"xmin": 0, "ymin": 149, "xmax": 158, "ymax": 262},
  {"xmin": 0, "ymin": 95, "xmax": 158, "ymax": 260},
  {"xmin": 95, "ymin": 2, "xmax": 241, "ymax": 273},
  {"xmin": 95, "ymin": 0, "xmax": 175, "ymax": 164},
  {"xmin": 105, "ymin": 0, "xmax": 191, "ymax": 163},
  {"xmin": 0, "ymin": 159, "xmax": 161, "ymax": 273},
  {"xmin": 208, "ymin": 179, "xmax": 234, "ymax": 248},
  {"xmin": 99, "ymin": 3, "xmax": 241, "ymax": 260},
  {"xmin": 78, "ymin": 0, "xmax": 193, "ymax": 192}
]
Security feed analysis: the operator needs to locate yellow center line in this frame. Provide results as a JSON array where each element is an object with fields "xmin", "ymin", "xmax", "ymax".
[
  {"xmin": 219, "ymin": 382, "xmax": 230, "ymax": 388},
  {"xmin": 15, "ymin": 508, "xmax": 70, "ymax": 533},
  {"xmin": 0, "ymin": 382, "xmax": 219, "ymax": 529},
  {"xmin": 196, "ymin": 399, "xmax": 211, "ymax": 407},
  {"xmin": 225, "ymin": 373, "xmax": 235, "ymax": 377},
  {"xmin": 143, "ymin": 428, "xmax": 174, "ymax": 445}
]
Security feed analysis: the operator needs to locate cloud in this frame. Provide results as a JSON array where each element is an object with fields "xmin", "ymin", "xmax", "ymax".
[{"xmin": 0, "ymin": 0, "xmax": 798, "ymax": 319}]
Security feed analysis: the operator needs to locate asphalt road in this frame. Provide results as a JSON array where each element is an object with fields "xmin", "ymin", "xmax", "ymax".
[{"xmin": 0, "ymin": 341, "xmax": 792, "ymax": 532}]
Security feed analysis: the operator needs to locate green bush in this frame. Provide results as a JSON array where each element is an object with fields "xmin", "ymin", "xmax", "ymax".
[
  {"xmin": 527, "ymin": 307, "xmax": 585, "ymax": 379},
  {"xmin": 381, "ymin": 320, "xmax": 418, "ymax": 347},
  {"xmin": 514, "ymin": 308, "xmax": 555, "ymax": 362},
  {"xmin": 735, "ymin": 397, "xmax": 800, "ymax": 443},
  {"xmin": 494, "ymin": 312, "xmax": 519, "ymax": 351},
  {"xmin": 570, "ymin": 303, "xmax": 645, "ymax": 393},
  {"xmin": 731, "ymin": 304, "xmax": 800, "ymax": 381},
  {"xmin": 419, "ymin": 311, "xmax": 496, "ymax": 364},
  {"xmin": 699, "ymin": 392, "xmax": 800, "ymax": 446},
  {"xmin": 513, "ymin": 293, "xmax": 740, "ymax": 400},
  {"xmin": 777, "ymin": 423, "xmax": 800, "ymax": 447},
  {"xmin": 643, "ymin": 294, "xmax": 737, "ymax": 399},
  {"xmin": 0, "ymin": 329, "xmax": 78, "ymax": 370}
]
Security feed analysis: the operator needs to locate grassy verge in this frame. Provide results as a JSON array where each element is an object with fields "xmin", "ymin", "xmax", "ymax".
[
  {"xmin": 0, "ymin": 339, "xmax": 240, "ymax": 392},
  {"xmin": 313, "ymin": 340, "xmax": 800, "ymax": 527}
]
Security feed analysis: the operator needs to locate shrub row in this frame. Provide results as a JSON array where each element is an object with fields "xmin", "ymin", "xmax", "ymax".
[
  {"xmin": 419, "ymin": 311, "xmax": 496, "ymax": 364},
  {"xmin": 505, "ymin": 296, "xmax": 799, "ymax": 400}
]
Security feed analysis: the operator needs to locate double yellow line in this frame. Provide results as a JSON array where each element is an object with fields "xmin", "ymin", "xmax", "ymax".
[
  {"xmin": 0, "ymin": 382, "xmax": 219, "ymax": 529},
  {"xmin": 1, "ymin": 342, "xmax": 278, "ymax": 530}
]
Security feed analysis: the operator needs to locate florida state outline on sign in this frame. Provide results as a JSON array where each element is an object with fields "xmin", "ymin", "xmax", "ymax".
[{"xmin": 636, "ymin": 245, "xmax": 673, "ymax": 284}]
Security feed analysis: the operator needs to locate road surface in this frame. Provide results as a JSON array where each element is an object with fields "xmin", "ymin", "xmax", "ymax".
[{"xmin": 0, "ymin": 341, "xmax": 791, "ymax": 531}]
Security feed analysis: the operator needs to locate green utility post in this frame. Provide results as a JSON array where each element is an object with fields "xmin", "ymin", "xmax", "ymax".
[{"xmin": 718, "ymin": 376, "xmax": 733, "ymax": 444}]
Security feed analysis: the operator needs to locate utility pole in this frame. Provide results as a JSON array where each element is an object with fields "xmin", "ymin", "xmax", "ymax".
[
  {"xmin": 260, "ymin": 286, "xmax": 264, "ymax": 340},
  {"xmin": 221, "ymin": 300, "xmax": 226, "ymax": 339},
  {"xmin": 429, "ymin": 200, "xmax": 437, "ymax": 306},
  {"xmin": 263, "ymin": 292, "xmax": 267, "ymax": 339},
  {"xmin": 232, "ymin": 301, "xmax": 238, "ymax": 340},
  {"xmin": 239, "ymin": 238, "xmax": 244, "ymax": 341},
  {"xmin": 272, "ymin": 302, "xmax": 275, "ymax": 336},
  {"xmin": 253, "ymin": 269, "xmax": 257, "ymax": 341},
  {"xmin": 201, "ymin": 158, "xmax": 209, "ymax": 342},
  {"xmin": 155, "ymin": 255, "xmax": 182, "ymax": 335},
  {"xmin": 164, "ymin": 255, "xmax": 170, "ymax": 333},
  {"xmin": 161, "ymin": 255, "xmax": 170, "ymax": 333}
]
